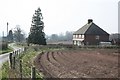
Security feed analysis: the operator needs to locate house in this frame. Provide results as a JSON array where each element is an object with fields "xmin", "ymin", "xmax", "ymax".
[{"xmin": 73, "ymin": 19, "xmax": 109, "ymax": 46}]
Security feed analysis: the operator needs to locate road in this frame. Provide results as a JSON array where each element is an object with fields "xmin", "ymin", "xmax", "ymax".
[{"xmin": 0, "ymin": 43, "xmax": 24, "ymax": 69}]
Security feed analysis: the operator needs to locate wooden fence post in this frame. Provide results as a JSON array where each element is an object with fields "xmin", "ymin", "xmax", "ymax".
[
  {"xmin": 9, "ymin": 53, "xmax": 12, "ymax": 69},
  {"xmin": 24, "ymin": 47, "xmax": 26, "ymax": 53},
  {"xmin": 17, "ymin": 50, "xmax": 18, "ymax": 56},
  {"xmin": 14, "ymin": 51, "xmax": 16, "ymax": 56},
  {"xmin": 13, "ymin": 56, "xmax": 15, "ymax": 69},
  {"xmin": 19, "ymin": 49, "xmax": 21, "ymax": 57},
  {"xmin": 19, "ymin": 49, "xmax": 21, "ymax": 54},
  {"xmin": 31, "ymin": 66, "xmax": 36, "ymax": 80},
  {"xmin": 19, "ymin": 60, "xmax": 22, "ymax": 79},
  {"xmin": 18, "ymin": 50, "xmax": 20, "ymax": 58}
]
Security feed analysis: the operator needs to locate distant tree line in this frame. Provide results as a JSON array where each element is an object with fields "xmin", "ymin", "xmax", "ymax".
[
  {"xmin": 46, "ymin": 31, "xmax": 73, "ymax": 42},
  {"xmin": 109, "ymin": 33, "xmax": 120, "ymax": 45}
]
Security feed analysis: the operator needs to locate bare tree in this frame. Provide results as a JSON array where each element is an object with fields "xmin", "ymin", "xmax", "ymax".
[{"xmin": 13, "ymin": 25, "xmax": 25, "ymax": 42}]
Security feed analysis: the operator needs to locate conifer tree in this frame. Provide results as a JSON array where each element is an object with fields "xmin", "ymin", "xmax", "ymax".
[{"xmin": 28, "ymin": 8, "xmax": 46, "ymax": 45}]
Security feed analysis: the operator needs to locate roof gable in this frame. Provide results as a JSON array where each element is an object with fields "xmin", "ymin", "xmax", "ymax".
[
  {"xmin": 85, "ymin": 23, "xmax": 109, "ymax": 35},
  {"xmin": 73, "ymin": 22, "xmax": 109, "ymax": 35}
]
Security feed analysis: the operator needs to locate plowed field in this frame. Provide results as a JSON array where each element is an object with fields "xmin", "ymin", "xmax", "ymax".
[{"xmin": 34, "ymin": 49, "xmax": 119, "ymax": 78}]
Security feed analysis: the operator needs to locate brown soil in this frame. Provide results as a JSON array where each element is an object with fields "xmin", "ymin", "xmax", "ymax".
[{"xmin": 34, "ymin": 49, "xmax": 119, "ymax": 78}]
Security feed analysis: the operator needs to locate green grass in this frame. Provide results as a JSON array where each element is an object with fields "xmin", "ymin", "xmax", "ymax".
[
  {"xmin": 1, "ymin": 46, "xmax": 44, "ymax": 79},
  {"xmin": 0, "ymin": 47, "xmax": 13, "ymax": 55},
  {"xmin": 0, "ymin": 62, "xmax": 9, "ymax": 80},
  {"xmin": 21, "ymin": 47, "xmax": 44, "ymax": 78}
]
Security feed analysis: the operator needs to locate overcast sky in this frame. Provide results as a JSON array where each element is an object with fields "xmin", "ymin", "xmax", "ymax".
[{"xmin": 0, "ymin": 0, "xmax": 119, "ymax": 37}]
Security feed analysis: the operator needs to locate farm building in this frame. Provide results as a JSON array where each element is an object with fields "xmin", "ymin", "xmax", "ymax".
[{"xmin": 73, "ymin": 19, "xmax": 109, "ymax": 46}]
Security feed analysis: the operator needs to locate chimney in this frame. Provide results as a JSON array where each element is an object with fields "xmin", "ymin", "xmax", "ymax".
[{"xmin": 88, "ymin": 19, "xmax": 93, "ymax": 24}]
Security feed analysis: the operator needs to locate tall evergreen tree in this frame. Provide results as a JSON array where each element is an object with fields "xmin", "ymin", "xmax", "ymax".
[{"xmin": 28, "ymin": 8, "xmax": 46, "ymax": 45}]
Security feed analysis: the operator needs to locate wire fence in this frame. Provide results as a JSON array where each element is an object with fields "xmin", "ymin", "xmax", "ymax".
[{"xmin": 8, "ymin": 47, "xmax": 37, "ymax": 79}]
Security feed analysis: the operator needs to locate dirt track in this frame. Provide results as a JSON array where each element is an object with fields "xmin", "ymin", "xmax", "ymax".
[{"xmin": 34, "ymin": 49, "xmax": 119, "ymax": 78}]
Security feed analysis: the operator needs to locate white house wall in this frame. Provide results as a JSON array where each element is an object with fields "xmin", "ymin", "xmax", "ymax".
[
  {"xmin": 73, "ymin": 38, "xmax": 84, "ymax": 41},
  {"xmin": 73, "ymin": 34, "xmax": 85, "ymax": 46}
]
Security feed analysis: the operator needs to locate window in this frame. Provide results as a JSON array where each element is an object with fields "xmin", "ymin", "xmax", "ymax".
[
  {"xmin": 82, "ymin": 35, "xmax": 84, "ymax": 38},
  {"xmin": 79, "ymin": 35, "xmax": 81, "ymax": 38},
  {"xmin": 76, "ymin": 35, "xmax": 78, "ymax": 38},
  {"xmin": 74, "ymin": 40, "xmax": 77, "ymax": 45},
  {"xmin": 73, "ymin": 35, "xmax": 75, "ymax": 38},
  {"xmin": 96, "ymin": 35, "xmax": 99, "ymax": 40}
]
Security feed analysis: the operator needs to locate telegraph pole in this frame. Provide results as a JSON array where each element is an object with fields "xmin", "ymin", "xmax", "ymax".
[
  {"xmin": 7, "ymin": 22, "xmax": 9, "ymax": 36},
  {"xmin": 2, "ymin": 31, "xmax": 4, "ymax": 41},
  {"xmin": 2, "ymin": 31, "xmax": 4, "ymax": 37}
]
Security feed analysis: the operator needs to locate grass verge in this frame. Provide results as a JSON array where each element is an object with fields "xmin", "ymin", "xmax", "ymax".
[
  {"xmin": 21, "ymin": 47, "xmax": 44, "ymax": 78},
  {"xmin": 0, "ymin": 62, "xmax": 9, "ymax": 80},
  {"xmin": 0, "ymin": 48, "xmax": 13, "ymax": 55},
  {"xmin": 1, "ymin": 46, "xmax": 44, "ymax": 79}
]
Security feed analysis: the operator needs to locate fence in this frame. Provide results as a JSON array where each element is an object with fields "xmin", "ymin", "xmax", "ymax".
[{"xmin": 8, "ymin": 47, "xmax": 37, "ymax": 79}]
